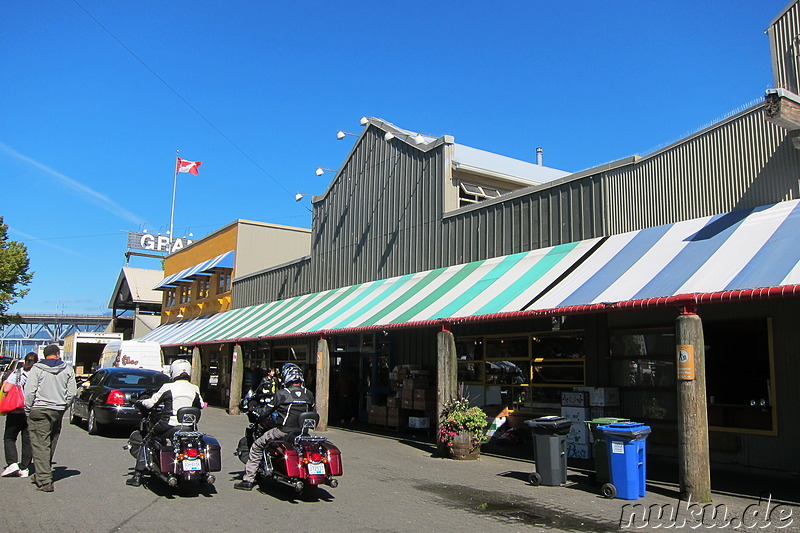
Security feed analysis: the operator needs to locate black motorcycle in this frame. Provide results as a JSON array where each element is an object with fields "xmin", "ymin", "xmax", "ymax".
[
  {"xmin": 234, "ymin": 392, "xmax": 342, "ymax": 496},
  {"xmin": 127, "ymin": 401, "xmax": 221, "ymax": 490}
]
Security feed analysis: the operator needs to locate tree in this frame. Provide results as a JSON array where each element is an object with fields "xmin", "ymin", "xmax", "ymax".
[{"xmin": 0, "ymin": 216, "xmax": 33, "ymax": 325}]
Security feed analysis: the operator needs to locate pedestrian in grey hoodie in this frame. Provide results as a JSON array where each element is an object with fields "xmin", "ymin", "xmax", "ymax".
[{"xmin": 23, "ymin": 344, "xmax": 76, "ymax": 492}]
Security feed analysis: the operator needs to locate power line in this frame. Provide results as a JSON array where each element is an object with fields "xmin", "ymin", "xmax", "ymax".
[{"xmin": 70, "ymin": 0, "xmax": 294, "ymax": 198}]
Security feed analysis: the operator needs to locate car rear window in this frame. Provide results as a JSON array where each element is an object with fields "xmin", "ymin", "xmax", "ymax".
[{"xmin": 107, "ymin": 372, "xmax": 170, "ymax": 388}]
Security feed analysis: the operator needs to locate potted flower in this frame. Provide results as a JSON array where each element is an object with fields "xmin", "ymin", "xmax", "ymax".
[{"xmin": 438, "ymin": 396, "xmax": 488, "ymax": 460}]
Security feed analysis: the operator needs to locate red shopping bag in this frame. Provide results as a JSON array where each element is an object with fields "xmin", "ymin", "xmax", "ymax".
[{"xmin": 0, "ymin": 384, "xmax": 24, "ymax": 413}]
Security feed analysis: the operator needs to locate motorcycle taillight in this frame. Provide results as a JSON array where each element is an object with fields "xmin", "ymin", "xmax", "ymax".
[
  {"xmin": 107, "ymin": 389, "xmax": 125, "ymax": 406},
  {"xmin": 302, "ymin": 444, "xmax": 323, "ymax": 463},
  {"xmin": 184, "ymin": 447, "xmax": 199, "ymax": 458}
]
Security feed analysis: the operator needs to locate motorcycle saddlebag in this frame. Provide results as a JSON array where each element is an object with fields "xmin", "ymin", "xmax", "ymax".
[
  {"xmin": 204, "ymin": 436, "xmax": 222, "ymax": 472},
  {"xmin": 321, "ymin": 441, "xmax": 343, "ymax": 476},
  {"xmin": 270, "ymin": 441, "xmax": 302, "ymax": 478},
  {"xmin": 160, "ymin": 446, "xmax": 175, "ymax": 473}
]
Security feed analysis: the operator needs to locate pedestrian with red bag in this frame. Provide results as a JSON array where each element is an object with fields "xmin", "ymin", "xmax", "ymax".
[{"xmin": 1, "ymin": 352, "xmax": 38, "ymax": 478}]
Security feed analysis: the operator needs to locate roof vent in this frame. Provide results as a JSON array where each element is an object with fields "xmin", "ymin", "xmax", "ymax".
[{"xmin": 536, "ymin": 147, "xmax": 543, "ymax": 166}]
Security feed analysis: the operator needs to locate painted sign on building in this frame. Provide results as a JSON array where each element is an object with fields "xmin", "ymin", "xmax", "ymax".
[{"xmin": 127, "ymin": 232, "xmax": 193, "ymax": 254}]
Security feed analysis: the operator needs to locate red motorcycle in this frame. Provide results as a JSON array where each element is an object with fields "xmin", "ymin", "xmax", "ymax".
[{"xmin": 236, "ymin": 395, "xmax": 342, "ymax": 496}]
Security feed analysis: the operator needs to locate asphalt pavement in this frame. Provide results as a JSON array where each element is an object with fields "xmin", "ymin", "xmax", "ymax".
[{"xmin": 0, "ymin": 407, "xmax": 797, "ymax": 532}]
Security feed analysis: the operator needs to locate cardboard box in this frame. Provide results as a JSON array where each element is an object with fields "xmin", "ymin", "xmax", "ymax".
[
  {"xmin": 561, "ymin": 391, "xmax": 589, "ymax": 407},
  {"xmin": 74, "ymin": 365, "xmax": 85, "ymax": 376},
  {"xmin": 408, "ymin": 416, "xmax": 430, "ymax": 429},
  {"xmin": 561, "ymin": 406, "xmax": 590, "ymax": 424},
  {"xmin": 413, "ymin": 397, "xmax": 436, "ymax": 411},
  {"xmin": 401, "ymin": 387, "xmax": 414, "ymax": 401},
  {"xmin": 575, "ymin": 387, "xmax": 620, "ymax": 407},
  {"xmin": 368, "ymin": 405, "xmax": 387, "ymax": 425},
  {"xmin": 566, "ymin": 422, "xmax": 590, "ymax": 445},
  {"xmin": 413, "ymin": 388, "xmax": 431, "ymax": 400},
  {"xmin": 387, "ymin": 396, "xmax": 399, "ymax": 409},
  {"xmin": 403, "ymin": 377, "xmax": 428, "ymax": 389},
  {"xmin": 566, "ymin": 442, "xmax": 591, "ymax": 459},
  {"xmin": 402, "ymin": 398, "xmax": 414, "ymax": 409}
]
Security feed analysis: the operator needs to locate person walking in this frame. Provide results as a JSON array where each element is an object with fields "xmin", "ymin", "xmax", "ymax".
[
  {"xmin": 2, "ymin": 352, "xmax": 38, "ymax": 478},
  {"xmin": 23, "ymin": 344, "xmax": 76, "ymax": 492}
]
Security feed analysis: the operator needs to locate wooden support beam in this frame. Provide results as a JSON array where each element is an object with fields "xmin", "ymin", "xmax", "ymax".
[
  {"xmin": 676, "ymin": 312, "xmax": 712, "ymax": 503},
  {"xmin": 190, "ymin": 346, "xmax": 201, "ymax": 387},
  {"xmin": 316, "ymin": 337, "xmax": 330, "ymax": 431},
  {"xmin": 229, "ymin": 344, "xmax": 244, "ymax": 415},
  {"xmin": 437, "ymin": 329, "xmax": 457, "ymax": 456}
]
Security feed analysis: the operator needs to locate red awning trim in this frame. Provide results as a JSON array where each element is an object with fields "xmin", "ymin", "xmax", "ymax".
[{"xmin": 161, "ymin": 285, "xmax": 800, "ymax": 346}]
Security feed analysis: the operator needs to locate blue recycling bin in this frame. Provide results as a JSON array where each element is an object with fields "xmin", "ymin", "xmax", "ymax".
[{"xmin": 597, "ymin": 422, "xmax": 651, "ymax": 500}]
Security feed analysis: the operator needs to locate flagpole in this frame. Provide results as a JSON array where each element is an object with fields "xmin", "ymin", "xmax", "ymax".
[{"xmin": 169, "ymin": 149, "xmax": 179, "ymax": 253}]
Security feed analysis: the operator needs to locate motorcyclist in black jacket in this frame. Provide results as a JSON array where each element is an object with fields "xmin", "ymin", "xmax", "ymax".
[{"xmin": 234, "ymin": 363, "xmax": 315, "ymax": 491}]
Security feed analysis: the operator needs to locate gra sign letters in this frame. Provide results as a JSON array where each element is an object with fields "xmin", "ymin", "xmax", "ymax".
[{"xmin": 128, "ymin": 231, "xmax": 193, "ymax": 254}]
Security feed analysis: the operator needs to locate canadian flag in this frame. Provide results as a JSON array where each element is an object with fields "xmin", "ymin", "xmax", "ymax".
[{"xmin": 176, "ymin": 157, "xmax": 202, "ymax": 175}]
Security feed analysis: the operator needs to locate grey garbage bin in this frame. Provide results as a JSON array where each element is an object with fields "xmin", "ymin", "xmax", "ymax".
[{"xmin": 525, "ymin": 416, "xmax": 572, "ymax": 486}]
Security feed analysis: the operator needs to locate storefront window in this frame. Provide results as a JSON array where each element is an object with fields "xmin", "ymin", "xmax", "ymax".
[
  {"xmin": 609, "ymin": 319, "xmax": 775, "ymax": 433},
  {"xmin": 455, "ymin": 332, "xmax": 585, "ymax": 413},
  {"xmin": 217, "ymin": 270, "xmax": 232, "ymax": 293}
]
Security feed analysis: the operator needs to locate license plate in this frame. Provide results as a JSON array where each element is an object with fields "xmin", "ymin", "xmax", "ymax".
[
  {"xmin": 307, "ymin": 462, "xmax": 325, "ymax": 475},
  {"xmin": 183, "ymin": 459, "xmax": 202, "ymax": 471}
]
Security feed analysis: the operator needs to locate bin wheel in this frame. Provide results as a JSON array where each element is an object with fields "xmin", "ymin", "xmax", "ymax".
[
  {"xmin": 528, "ymin": 472, "xmax": 542, "ymax": 486},
  {"xmin": 601, "ymin": 483, "xmax": 617, "ymax": 499}
]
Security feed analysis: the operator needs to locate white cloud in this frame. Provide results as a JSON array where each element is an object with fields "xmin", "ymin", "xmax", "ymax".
[{"xmin": 0, "ymin": 141, "xmax": 146, "ymax": 226}]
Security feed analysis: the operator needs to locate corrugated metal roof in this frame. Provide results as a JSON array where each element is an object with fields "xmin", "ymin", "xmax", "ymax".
[
  {"xmin": 108, "ymin": 267, "xmax": 163, "ymax": 308},
  {"xmin": 453, "ymin": 143, "xmax": 570, "ymax": 185}
]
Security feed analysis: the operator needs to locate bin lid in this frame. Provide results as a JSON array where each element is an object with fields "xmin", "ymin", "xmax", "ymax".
[
  {"xmin": 525, "ymin": 416, "xmax": 572, "ymax": 434},
  {"xmin": 597, "ymin": 422, "xmax": 651, "ymax": 439}
]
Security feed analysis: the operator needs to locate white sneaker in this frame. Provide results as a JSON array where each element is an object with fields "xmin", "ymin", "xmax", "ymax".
[
  {"xmin": 17, "ymin": 468, "xmax": 29, "ymax": 478},
  {"xmin": 1, "ymin": 463, "xmax": 20, "ymax": 477}
]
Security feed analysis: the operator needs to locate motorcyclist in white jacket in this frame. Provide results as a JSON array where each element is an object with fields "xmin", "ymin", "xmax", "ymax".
[{"xmin": 126, "ymin": 360, "xmax": 203, "ymax": 487}]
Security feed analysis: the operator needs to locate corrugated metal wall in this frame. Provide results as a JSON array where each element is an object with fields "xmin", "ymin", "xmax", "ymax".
[
  {"xmin": 233, "ymin": 258, "xmax": 312, "ymax": 308},
  {"xmin": 441, "ymin": 173, "xmax": 604, "ymax": 265},
  {"xmin": 234, "ymin": 107, "xmax": 800, "ymax": 307},
  {"xmin": 308, "ymin": 127, "xmax": 447, "ymax": 292},
  {"xmin": 604, "ymin": 107, "xmax": 800, "ymax": 234},
  {"xmin": 769, "ymin": 1, "xmax": 800, "ymax": 93}
]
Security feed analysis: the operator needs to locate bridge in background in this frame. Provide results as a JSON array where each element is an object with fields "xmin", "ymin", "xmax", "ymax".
[{"xmin": 0, "ymin": 314, "xmax": 112, "ymax": 357}]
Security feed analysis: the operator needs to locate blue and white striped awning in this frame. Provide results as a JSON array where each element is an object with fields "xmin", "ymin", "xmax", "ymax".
[
  {"xmin": 532, "ymin": 199, "xmax": 800, "ymax": 309},
  {"xmin": 154, "ymin": 251, "xmax": 234, "ymax": 290},
  {"xmin": 181, "ymin": 199, "xmax": 800, "ymax": 344},
  {"xmin": 139, "ymin": 314, "xmax": 223, "ymax": 346}
]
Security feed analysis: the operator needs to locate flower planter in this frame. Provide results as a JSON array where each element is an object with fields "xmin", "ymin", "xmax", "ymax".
[{"xmin": 450, "ymin": 431, "xmax": 480, "ymax": 460}]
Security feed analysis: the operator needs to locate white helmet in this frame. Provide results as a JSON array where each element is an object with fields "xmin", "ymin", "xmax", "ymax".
[{"xmin": 170, "ymin": 359, "xmax": 192, "ymax": 379}]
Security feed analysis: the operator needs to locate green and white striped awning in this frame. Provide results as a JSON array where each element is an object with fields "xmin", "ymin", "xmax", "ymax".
[{"xmin": 185, "ymin": 239, "xmax": 600, "ymax": 344}]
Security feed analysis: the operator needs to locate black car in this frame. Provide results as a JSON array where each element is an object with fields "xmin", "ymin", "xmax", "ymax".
[{"xmin": 71, "ymin": 367, "xmax": 170, "ymax": 435}]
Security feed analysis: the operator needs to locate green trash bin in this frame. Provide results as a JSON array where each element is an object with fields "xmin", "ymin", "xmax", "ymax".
[{"xmin": 585, "ymin": 417, "xmax": 630, "ymax": 484}]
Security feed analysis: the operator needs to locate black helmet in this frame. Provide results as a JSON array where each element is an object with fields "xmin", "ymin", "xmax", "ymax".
[{"xmin": 281, "ymin": 363, "xmax": 303, "ymax": 385}]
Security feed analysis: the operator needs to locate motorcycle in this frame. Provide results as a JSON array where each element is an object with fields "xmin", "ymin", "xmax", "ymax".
[
  {"xmin": 235, "ymin": 392, "xmax": 343, "ymax": 496},
  {"xmin": 126, "ymin": 401, "xmax": 221, "ymax": 490}
]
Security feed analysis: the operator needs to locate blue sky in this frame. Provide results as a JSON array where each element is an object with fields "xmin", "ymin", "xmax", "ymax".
[{"xmin": 1, "ymin": 1, "xmax": 789, "ymax": 315}]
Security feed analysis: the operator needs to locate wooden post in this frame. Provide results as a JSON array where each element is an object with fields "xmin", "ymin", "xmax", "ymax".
[
  {"xmin": 437, "ymin": 328, "xmax": 457, "ymax": 456},
  {"xmin": 316, "ymin": 337, "xmax": 330, "ymax": 431},
  {"xmin": 229, "ymin": 343, "xmax": 244, "ymax": 416},
  {"xmin": 676, "ymin": 310, "xmax": 712, "ymax": 503},
  {"xmin": 190, "ymin": 346, "xmax": 201, "ymax": 387}
]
